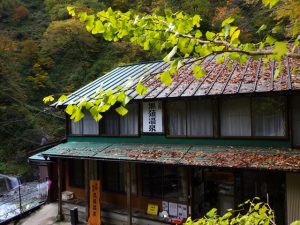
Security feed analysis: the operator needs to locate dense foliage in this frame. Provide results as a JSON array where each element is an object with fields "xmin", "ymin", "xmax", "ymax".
[
  {"xmin": 57, "ymin": 0, "xmax": 300, "ymax": 123},
  {"xmin": 0, "ymin": 0, "xmax": 299, "ymax": 176}
]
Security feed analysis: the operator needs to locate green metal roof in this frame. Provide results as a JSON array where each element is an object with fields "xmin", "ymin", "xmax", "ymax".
[
  {"xmin": 42, "ymin": 142, "xmax": 300, "ymax": 171},
  {"xmin": 28, "ymin": 153, "xmax": 46, "ymax": 162},
  {"xmin": 57, "ymin": 55, "xmax": 300, "ymax": 106}
]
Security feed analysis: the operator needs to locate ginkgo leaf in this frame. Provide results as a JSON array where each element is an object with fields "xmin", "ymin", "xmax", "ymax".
[
  {"xmin": 221, "ymin": 17, "xmax": 235, "ymax": 27},
  {"xmin": 65, "ymin": 104, "xmax": 74, "ymax": 115},
  {"xmin": 115, "ymin": 106, "xmax": 128, "ymax": 116},
  {"xmin": 57, "ymin": 95, "xmax": 68, "ymax": 103},
  {"xmin": 160, "ymin": 70, "xmax": 173, "ymax": 85},
  {"xmin": 163, "ymin": 46, "xmax": 178, "ymax": 62},
  {"xmin": 192, "ymin": 65, "xmax": 206, "ymax": 79},
  {"xmin": 43, "ymin": 95, "xmax": 54, "ymax": 104}
]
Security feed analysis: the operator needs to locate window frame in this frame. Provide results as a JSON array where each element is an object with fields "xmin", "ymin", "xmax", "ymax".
[
  {"xmin": 219, "ymin": 95, "xmax": 288, "ymax": 139},
  {"xmin": 102, "ymin": 162, "xmax": 137, "ymax": 195},
  {"xmin": 166, "ymin": 98, "xmax": 215, "ymax": 138},
  {"xmin": 99, "ymin": 103, "xmax": 140, "ymax": 137},
  {"xmin": 68, "ymin": 113, "xmax": 100, "ymax": 137},
  {"xmin": 68, "ymin": 159, "xmax": 85, "ymax": 188}
]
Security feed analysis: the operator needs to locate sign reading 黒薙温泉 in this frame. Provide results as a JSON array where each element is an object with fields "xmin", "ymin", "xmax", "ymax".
[{"xmin": 142, "ymin": 101, "xmax": 163, "ymax": 133}]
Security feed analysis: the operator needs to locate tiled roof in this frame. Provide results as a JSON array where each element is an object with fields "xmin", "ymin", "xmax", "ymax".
[
  {"xmin": 42, "ymin": 142, "xmax": 300, "ymax": 171},
  {"xmin": 60, "ymin": 56, "xmax": 300, "ymax": 106}
]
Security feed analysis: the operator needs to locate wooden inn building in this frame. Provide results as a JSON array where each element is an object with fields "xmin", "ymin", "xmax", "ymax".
[{"xmin": 29, "ymin": 56, "xmax": 300, "ymax": 225}]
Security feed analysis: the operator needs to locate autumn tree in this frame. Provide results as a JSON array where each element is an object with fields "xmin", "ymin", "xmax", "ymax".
[{"xmin": 44, "ymin": 0, "xmax": 300, "ymax": 123}]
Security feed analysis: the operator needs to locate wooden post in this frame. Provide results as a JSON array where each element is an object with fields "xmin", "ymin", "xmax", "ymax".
[
  {"xmin": 85, "ymin": 159, "xmax": 90, "ymax": 222},
  {"xmin": 57, "ymin": 158, "xmax": 63, "ymax": 221},
  {"xmin": 126, "ymin": 163, "xmax": 132, "ymax": 225}
]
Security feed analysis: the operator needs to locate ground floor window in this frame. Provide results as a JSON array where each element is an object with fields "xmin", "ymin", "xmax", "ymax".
[
  {"xmin": 102, "ymin": 162, "xmax": 137, "ymax": 194},
  {"xmin": 141, "ymin": 165, "xmax": 188, "ymax": 202},
  {"xmin": 69, "ymin": 159, "xmax": 84, "ymax": 188}
]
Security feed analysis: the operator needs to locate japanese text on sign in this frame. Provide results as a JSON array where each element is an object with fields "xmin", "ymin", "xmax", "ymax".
[{"xmin": 143, "ymin": 101, "xmax": 162, "ymax": 133}]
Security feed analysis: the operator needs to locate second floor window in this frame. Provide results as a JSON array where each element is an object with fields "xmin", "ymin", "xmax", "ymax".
[
  {"xmin": 70, "ymin": 112, "xmax": 99, "ymax": 135},
  {"xmin": 101, "ymin": 103, "xmax": 139, "ymax": 136},
  {"xmin": 167, "ymin": 100, "xmax": 214, "ymax": 137},
  {"xmin": 220, "ymin": 96, "xmax": 286, "ymax": 137}
]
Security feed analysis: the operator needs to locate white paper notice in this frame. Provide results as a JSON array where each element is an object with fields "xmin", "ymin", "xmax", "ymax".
[
  {"xmin": 178, "ymin": 204, "xmax": 188, "ymax": 218},
  {"xmin": 168, "ymin": 202, "xmax": 178, "ymax": 217},
  {"xmin": 162, "ymin": 201, "xmax": 168, "ymax": 211}
]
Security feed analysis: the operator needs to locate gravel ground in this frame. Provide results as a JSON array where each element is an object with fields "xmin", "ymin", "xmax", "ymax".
[{"xmin": 16, "ymin": 203, "xmax": 70, "ymax": 225}]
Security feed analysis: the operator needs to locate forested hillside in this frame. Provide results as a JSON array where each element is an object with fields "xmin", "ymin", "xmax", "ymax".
[{"xmin": 0, "ymin": 0, "xmax": 296, "ymax": 177}]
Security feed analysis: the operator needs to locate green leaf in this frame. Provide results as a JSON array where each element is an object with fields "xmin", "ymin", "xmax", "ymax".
[
  {"xmin": 78, "ymin": 12, "xmax": 87, "ymax": 22},
  {"xmin": 216, "ymin": 55, "xmax": 225, "ymax": 64},
  {"xmin": 274, "ymin": 42, "xmax": 288, "ymax": 60},
  {"xmin": 206, "ymin": 208, "xmax": 217, "ymax": 217},
  {"xmin": 144, "ymin": 40, "xmax": 150, "ymax": 50},
  {"xmin": 92, "ymin": 20, "xmax": 105, "ymax": 34},
  {"xmin": 230, "ymin": 29, "xmax": 240, "ymax": 44},
  {"xmin": 71, "ymin": 107, "xmax": 84, "ymax": 122},
  {"xmin": 67, "ymin": 6, "xmax": 75, "ymax": 16},
  {"xmin": 65, "ymin": 104, "xmax": 74, "ymax": 115},
  {"xmin": 206, "ymin": 31, "xmax": 215, "ymax": 41},
  {"xmin": 222, "ymin": 17, "xmax": 235, "ymax": 27},
  {"xmin": 257, "ymin": 24, "xmax": 267, "ymax": 34},
  {"xmin": 115, "ymin": 106, "xmax": 128, "ymax": 116},
  {"xmin": 43, "ymin": 95, "xmax": 54, "ymax": 104},
  {"xmin": 229, "ymin": 52, "xmax": 240, "ymax": 61},
  {"xmin": 192, "ymin": 65, "xmax": 206, "ymax": 79},
  {"xmin": 160, "ymin": 70, "xmax": 173, "ymax": 85},
  {"xmin": 163, "ymin": 46, "xmax": 178, "ymax": 62},
  {"xmin": 290, "ymin": 221, "xmax": 300, "ymax": 225},
  {"xmin": 93, "ymin": 113, "xmax": 103, "ymax": 122},
  {"xmin": 195, "ymin": 30, "xmax": 202, "ymax": 38},
  {"xmin": 136, "ymin": 82, "xmax": 147, "ymax": 96},
  {"xmin": 274, "ymin": 63, "xmax": 283, "ymax": 79},
  {"xmin": 265, "ymin": 35, "xmax": 276, "ymax": 45},
  {"xmin": 86, "ymin": 15, "xmax": 95, "ymax": 32},
  {"xmin": 192, "ymin": 15, "xmax": 201, "ymax": 27},
  {"xmin": 57, "ymin": 95, "xmax": 68, "ymax": 103}
]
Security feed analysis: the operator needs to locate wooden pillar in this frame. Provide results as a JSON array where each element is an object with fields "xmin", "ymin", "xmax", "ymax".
[
  {"xmin": 57, "ymin": 158, "xmax": 63, "ymax": 221},
  {"xmin": 126, "ymin": 162, "xmax": 132, "ymax": 225},
  {"xmin": 85, "ymin": 159, "xmax": 90, "ymax": 222}
]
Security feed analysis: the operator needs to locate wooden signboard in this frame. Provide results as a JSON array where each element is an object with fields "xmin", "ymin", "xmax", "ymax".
[{"xmin": 88, "ymin": 180, "xmax": 101, "ymax": 225}]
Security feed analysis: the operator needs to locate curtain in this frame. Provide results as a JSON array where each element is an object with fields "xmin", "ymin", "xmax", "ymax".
[
  {"xmin": 120, "ymin": 103, "xmax": 139, "ymax": 135},
  {"xmin": 292, "ymin": 95, "xmax": 300, "ymax": 146},
  {"xmin": 221, "ymin": 98, "xmax": 251, "ymax": 136},
  {"xmin": 83, "ymin": 112, "xmax": 99, "ymax": 135},
  {"xmin": 252, "ymin": 97, "xmax": 286, "ymax": 136},
  {"xmin": 71, "ymin": 120, "xmax": 82, "ymax": 135},
  {"xmin": 104, "ymin": 111, "xmax": 119, "ymax": 135},
  {"xmin": 187, "ymin": 100, "xmax": 213, "ymax": 136},
  {"xmin": 168, "ymin": 101, "xmax": 187, "ymax": 135}
]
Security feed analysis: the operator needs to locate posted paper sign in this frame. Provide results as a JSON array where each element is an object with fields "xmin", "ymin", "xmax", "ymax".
[
  {"xmin": 143, "ymin": 101, "xmax": 163, "ymax": 133},
  {"xmin": 178, "ymin": 204, "xmax": 188, "ymax": 218},
  {"xmin": 168, "ymin": 202, "xmax": 178, "ymax": 217}
]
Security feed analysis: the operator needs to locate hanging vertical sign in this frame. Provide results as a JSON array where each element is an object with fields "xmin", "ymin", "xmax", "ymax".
[
  {"xmin": 143, "ymin": 101, "xmax": 163, "ymax": 133},
  {"xmin": 88, "ymin": 180, "xmax": 101, "ymax": 225}
]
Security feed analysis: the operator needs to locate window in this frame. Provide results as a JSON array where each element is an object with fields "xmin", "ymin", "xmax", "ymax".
[
  {"xmin": 69, "ymin": 159, "xmax": 84, "ymax": 188},
  {"xmin": 292, "ymin": 95, "xmax": 300, "ymax": 146},
  {"xmin": 220, "ymin": 96, "xmax": 287, "ymax": 137},
  {"xmin": 252, "ymin": 97, "xmax": 286, "ymax": 137},
  {"xmin": 102, "ymin": 162, "xmax": 136, "ymax": 194},
  {"xmin": 142, "ymin": 165, "xmax": 187, "ymax": 201},
  {"xmin": 220, "ymin": 98, "xmax": 251, "ymax": 136},
  {"xmin": 167, "ymin": 100, "xmax": 213, "ymax": 137},
  {"xmin": 70, "ymin": 112, "xmax": 99, "ymax": 135},
  {"xmin": 100, "ymin": 103, "xmax": 139, "ymax": 136}
]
